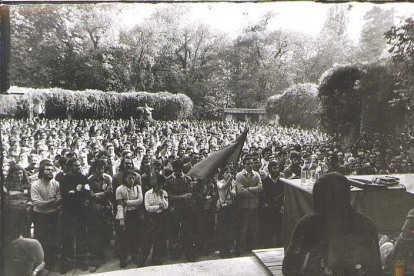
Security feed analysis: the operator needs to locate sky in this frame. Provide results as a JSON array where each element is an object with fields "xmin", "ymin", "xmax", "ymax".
[{"xmin": 117, "ymin": 2, "xmax": 414, "ymax": 42}]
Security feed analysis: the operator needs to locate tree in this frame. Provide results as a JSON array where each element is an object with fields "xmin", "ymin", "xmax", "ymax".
[
  {"xmin": 385, "ymin": 17, "xmax": 414, "ymax": 115},
  {"xmin": 359, "ymin": 7, "xmax": 394, "ymax": 63},
  {"xmin": 266, "ymin": 83, "xmax": 320, "ymax": 129},
  {"xmin": 318, "ymin": 64, "xmax": 363, "ymax": 147},
  {"xmin": 358, "ymin": 61, "xmax": 405, "ymax": 134}
]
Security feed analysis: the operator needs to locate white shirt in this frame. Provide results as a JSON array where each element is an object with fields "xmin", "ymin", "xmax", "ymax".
[{"xmin": 145, "ymin": 188, "xmax": 168, "ymax": 214}]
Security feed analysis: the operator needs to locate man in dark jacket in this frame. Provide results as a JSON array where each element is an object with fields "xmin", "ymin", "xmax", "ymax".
[
  {"xmin": 259, "ymin": 160, "xmax": 284, "ymax": 248},
  {"xmin": 59, "ymin": 158, "xmax": 92, "ymax": 274}
]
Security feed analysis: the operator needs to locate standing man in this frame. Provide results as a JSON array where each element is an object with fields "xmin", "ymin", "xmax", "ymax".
[
  {"xmin": 235, "ymin": 156, "xmax": 263, "ymax": 256},
  {"xmin": 260, "ymin": 160, "xmax": 284, "ymax": 248},
  {"xmin": 31, "ymin": 162, "xmax": 62, "ymax": 271},
  {"xmin": 59, "ymin": 158, "xmax": 91, "ymax": 274},
  {"xmin": 165, "ymin": 160, "xmax": 197, "ymax": 262},
  {"xmin": 183, "ymin": 152, "xmax": 200, "ymax": 175}
]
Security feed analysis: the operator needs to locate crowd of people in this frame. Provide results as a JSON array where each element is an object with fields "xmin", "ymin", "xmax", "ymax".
[{"xmin": 1, "ymin": 117, "xmax": 414, "ymax": 276}]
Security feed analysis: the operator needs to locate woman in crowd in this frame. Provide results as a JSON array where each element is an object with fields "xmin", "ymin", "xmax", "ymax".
[
  {"xmin": 115, "ymin": 169, "xmax": 143, "ymax": 268},
  {"xmin": 4, "ymin": 164, "xmax": 33, "ymax": 237},
  {"xmin": 87, "ymin": 159, "xmax": 114, "ymax": 272},
  {"xmin": 282, "ymin": 172, "xmax": 383, "ymax": 276},
  {"xmin": 142, "ymin": 172, "xmax": 169, "ymax": 266}
]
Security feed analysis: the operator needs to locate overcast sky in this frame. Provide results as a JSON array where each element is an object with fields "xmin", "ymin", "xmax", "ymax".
[{"xmin": 118, "ymin": 2, "xmax": 414, "ymax": 42}]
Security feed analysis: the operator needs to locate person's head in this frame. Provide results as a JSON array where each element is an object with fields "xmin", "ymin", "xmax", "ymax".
[
  {"xmin": 7, "ymin": 165, "xmax": 27, "ymax": 182},
  {"xmin": 122, "ymin": 169, "xmax": 136, "ymax": 188},
  {"xmin": 173, "ymin": 159, "xmax": 184, "ymax": 176},
  {"xmin": 402, "ymin": 208, "xmax": 414, "ymax": 238},
  {"xmin": 58, "ymin": 156, "xmax": 68, "ymax": 173},
  {"xmin": 152, "ymin": 160, "xmax": 163, "ymax": 174},
  {"xmin": 106, "ymin": 144, "xmax": 115, "ymax": 155},
  {"xmin": 220, "ymin": 167, "xmax": 231, "ymax": 181},
  {"xmin": 120, "ymin": 157, "xmax": 134, "ymax": 171},
  {"xmin": 39, "ymin": 162, "xmax": 55, "ymax": 181},
  {"xmin": 141, "ymin": 159, "xmax": 151, "ymax": 174},
  {"xmin": 190, "ymin": 152, "xmax": 200, "ymax": 165},
  {"xmin": 375, "ymin": 160, "xmax": 383, "ymax": 169},
  {"xmin": 262, "ymin": 147, "xmax": 272, "ymax": 161},
  {"xmin": 91, "ymin": 159, "xmax": 106, "ymax": 177},
  {"xmin": 243, "ymin": 156, "xmax": 253, "ymax": 173},
  {"xmin": 268, "ymin": 160, "xmax": 280, "ymax": 177},
  {"xmin": 313, "ymin": 172, "xmax": 352, "ymax": 215},
  {"xmin": 369, "ymin": 153, "xmax": 377, "ymax": 164},
  {"xmin": 28, "ymin": 154, "xmax": 39, "ymax": 168},
  {"xmin": 3, "ymin": 204, "xmax": 29, "ymax": 245},
  {"xmin": 67, "ymin": 158, "xmax": 81, "ymax": 176},
  {"xmin": 290, "ymin": 151, "xmax": 301, "ymax": 166},
  {"xmin": 252, "ymin": 158, "xmax": 261, "ymax": 172},
  {"xmin": 153, "ymin": 174, "xmax": 166, "ymax": 193}
]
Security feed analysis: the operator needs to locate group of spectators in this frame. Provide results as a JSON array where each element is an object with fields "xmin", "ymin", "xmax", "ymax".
[{"xmin": 2, "ymin": 117, "xmax": 414, "ymax": 276}]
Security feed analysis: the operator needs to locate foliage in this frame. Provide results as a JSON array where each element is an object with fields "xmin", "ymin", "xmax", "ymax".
[
  {"xmin": 0, "ymin": 95, "xmax": 21, "ymax": 117},
  {"xmin": 1, "ymin": 87, "xmax": 193, "ymax": 120},
  {"xmin": 358, "ymin": 62, "xmax": 405, "ymax": 134},
  {"xmin": 385, "ymin": 17, "xmax": 414, "ymax": 112},
  {"xmin": 359, "ymin": 7, "xmax": 394, "ymax": 62},
  {"xmin": 318, "ymin": 64, "xmax": 363, "ymax": 145},
  {"xmin": 266, "ymin": 83, "xmax": 319, "ymax": 129},
  {"xmin": 318, "ymin": 61, "xmax": 407, "ymax": 146},
  {"xmin": 9, "ymin": 4, "xmax": 389, "ymax": 119}
]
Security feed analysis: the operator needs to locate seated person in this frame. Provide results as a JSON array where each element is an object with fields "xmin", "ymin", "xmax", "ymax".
[
  {"xmin": 380, "ymin": 208, "xmax": 414, "ymax": 272},
  {"xmin": 283, "ymin": 172, "xmax": 382, "ymax": 276}
]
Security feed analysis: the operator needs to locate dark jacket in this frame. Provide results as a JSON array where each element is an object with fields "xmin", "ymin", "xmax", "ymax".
[{"xmin": 283, "ymin": 212, "xmax": 383, "ymax": 276}]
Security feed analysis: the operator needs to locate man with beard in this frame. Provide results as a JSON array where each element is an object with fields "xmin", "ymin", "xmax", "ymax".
[
  {"xmin": 259, "ymin": 160, "xmax": 284, "ymax": 248},
  {"xmin": 31, "ymin": 161, "xmax": 62, "ymax": 271},
  {"xmin": 59, "ymin": 158, "xmax": 92, "ymax": 274}
]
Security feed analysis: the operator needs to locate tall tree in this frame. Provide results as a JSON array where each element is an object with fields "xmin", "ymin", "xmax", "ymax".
[{"xmin": 359, "ymin": 7, "xmax": 394, "ymax": 62}]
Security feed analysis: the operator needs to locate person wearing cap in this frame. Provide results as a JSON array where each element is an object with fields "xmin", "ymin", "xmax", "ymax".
[
  {"xmin": 283, "ymin": 151, "xmax": 302, "ymax": 179},
  {"xmin": 381, "ymin": 208, "xmax": 414, "ymax": 272}
]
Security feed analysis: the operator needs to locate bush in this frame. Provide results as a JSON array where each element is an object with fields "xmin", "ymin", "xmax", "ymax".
[
  {"xmin": 1, "ymin": 87, "xmax": 193, "ymax": 120},
  {"xmin": 266, "ymin": 83, "xmax": 320, "ymax": 129},
  {"xmin": 318, "ymin": 64, "xmax": 363, "ymax": 146}
]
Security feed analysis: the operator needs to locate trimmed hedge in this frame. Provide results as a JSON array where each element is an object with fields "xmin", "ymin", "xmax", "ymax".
[
  {"xmin": 1, "ymin": 87, "xmax": 193, "ymax": 120},
  {"xmin": 266, "ymin": 83, "xmax": 320, "ymax": 129}
]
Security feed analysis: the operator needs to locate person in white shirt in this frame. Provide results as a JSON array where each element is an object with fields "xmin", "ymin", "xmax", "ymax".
[
  {"xmin": 31, "ymin": 162, "xmax": 61, "ymax": 271},
  {"xmin": 216, "ymin": 167, "xmax": 236, "ymax": 258},
  {"xmin": 142, "ymin": 173, "xmax": 168, "ymax": 265},
  {"xmin": 115, "ymin": 170, "xmax": 143, "ymax": 268}
]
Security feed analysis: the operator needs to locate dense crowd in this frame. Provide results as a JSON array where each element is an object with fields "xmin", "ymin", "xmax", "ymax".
[{"xmin": 2, "ymin": 118, "xmax": 414, "ymax": 275}]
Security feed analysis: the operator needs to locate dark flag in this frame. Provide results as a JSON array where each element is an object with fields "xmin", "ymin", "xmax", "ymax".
[{"xmin": 188, "ymin": 128, "xmax": 248, "ymax": 180}]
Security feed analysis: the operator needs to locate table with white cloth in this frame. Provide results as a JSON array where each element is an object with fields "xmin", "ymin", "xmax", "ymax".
[{"xmin": 281, "ymin": 174, "xmax": 414, "ymax": 249}]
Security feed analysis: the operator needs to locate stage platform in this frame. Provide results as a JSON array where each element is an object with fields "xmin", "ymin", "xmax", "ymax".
[
  {"xmin": 40, "ymin": 250, "xmax": 276, "ymax": 276},
  {"xmin": 252, "ymin": 248, "xmax": 284, "ymax": 276}
]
